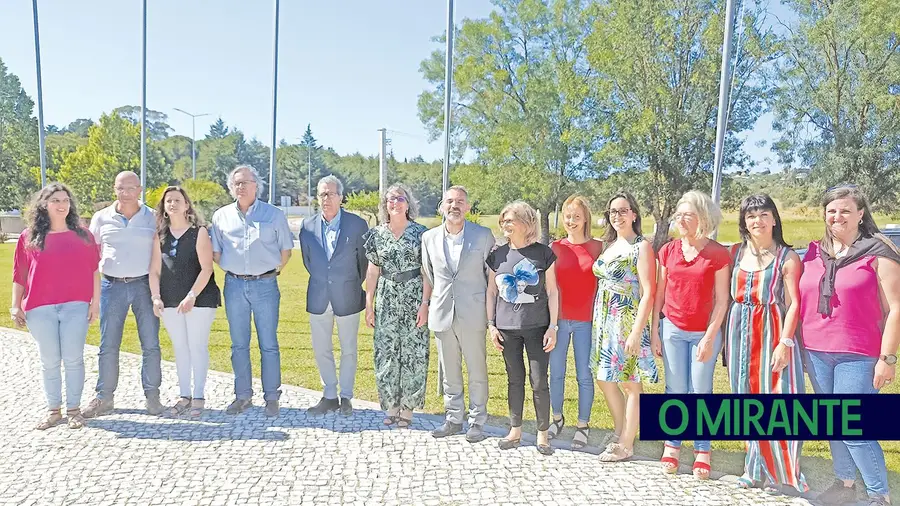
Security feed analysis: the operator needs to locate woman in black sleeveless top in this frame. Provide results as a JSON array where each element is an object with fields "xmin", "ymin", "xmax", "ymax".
[{"xmin": 149, "ymin": 186, "xmax": 221, "ymax": 417}]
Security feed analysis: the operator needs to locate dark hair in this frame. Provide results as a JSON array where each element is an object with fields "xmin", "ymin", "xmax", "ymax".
[
  {"xmin": 155, "ymin": 186, "xmax": 203, "ymax": 242},
  {"xmin": 26, "ymin": 183, "xmax": 89, "ymax": 250},
  {"xmin": 820, "ymin": 184, "xmax": 899, "ymax": 256},
  {"xmin": 738, "ymin": 194, "xmax": 791, "ymax": 248},
  {"xmin": 602, "ymin": 190, "xmax": 642, "ymax": 244}
]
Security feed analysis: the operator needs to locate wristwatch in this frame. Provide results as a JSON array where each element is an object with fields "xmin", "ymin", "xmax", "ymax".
[
  {"xmin": 186, "ymin": 290, "xmax": 196, "ymax": 299},
  {"xmin": 550, "ymin": 324, "xmax": 559, "ymax": 331},
  {"xmin": 488, "ymin": 319, "xmax": 496, "ymax": 328},
  {"xmin": 881, "ymin": 354, "xmax": 897, "ymax": 366},
  {"xmin": 779, "ymin": 337, "xmax": 795, "ymax": 348}
]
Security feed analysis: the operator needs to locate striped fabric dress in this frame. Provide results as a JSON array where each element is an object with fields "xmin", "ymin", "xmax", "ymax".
[{"xmin": 725, "ymin": 244, "xmax": 808, "ymax": 492}]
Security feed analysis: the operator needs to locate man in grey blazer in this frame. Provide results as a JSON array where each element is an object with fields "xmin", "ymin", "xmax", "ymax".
[
  {"xmin": 299, "ymin": 175, "xmax": 369, "ymax": 416},
  {"xmin": 422, "ymin": 186, "xmax": 495, "ymax": 442}
]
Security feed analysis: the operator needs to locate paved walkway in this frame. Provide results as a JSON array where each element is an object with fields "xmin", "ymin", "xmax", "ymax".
[{"xmin": 0, "ymin": 327, "xmax": 818, "ymax": 506}]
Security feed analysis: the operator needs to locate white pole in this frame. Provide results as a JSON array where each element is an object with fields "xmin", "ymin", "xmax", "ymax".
[
  {"xmin": 441, "ymin": 0, "xmax": 455, "ymax": 195},
  {"xmin": 378, "ymin": 128, "xmax": 387, "ymax": 197},
  {"xmin": 173, "ymin": 108, "xmax": 209, "ymax": 180},
  {"xmin": 140, "ymin": 0, "xmax": 147, "ymax": 203},
  {"xmin": 308, "ymin": 143, "xmax": 312, "ymax": 216},
  {"xmin": 268, "ymin": 0, "xmax": 281, "ymax": 205},
  {"xmin": 32, "ymin": 0, "xmax": 47, "ymax": 188},
  {"xmin": 711, "ymin": 0, "xmax": 737, "ymax": 210}
]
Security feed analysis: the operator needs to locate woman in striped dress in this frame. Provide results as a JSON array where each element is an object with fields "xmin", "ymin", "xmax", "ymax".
[{"xmin": 725, "ymin": 194, "xmax": 807, "ymax": 495}]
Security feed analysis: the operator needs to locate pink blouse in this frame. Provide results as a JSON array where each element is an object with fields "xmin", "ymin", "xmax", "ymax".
[{"xmin": 799, "ymin": 241, "xmax": 884, "ymax": 357}]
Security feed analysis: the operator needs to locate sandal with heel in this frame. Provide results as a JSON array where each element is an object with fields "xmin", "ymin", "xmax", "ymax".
[
  {"xmin": 548, "ymin": 415, "xmax": 564, "ymax": 440},
  {"xmin": 571, "ymin": 426, "xmax": 589, "ymax": 450},
  {"xmin": 692, "ymin": 450, "xmax": 711, "ymax": 480},
  {"xmin": 660, "ymin": 443, "xmax": 680, "ymax": 474}
]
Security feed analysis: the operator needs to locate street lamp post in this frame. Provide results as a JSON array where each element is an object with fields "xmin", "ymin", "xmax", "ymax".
[
  {"xmin": 173, "ymin": 108, "xmax": 210, "ymax": 179},
  {"xmin": 441, "ymin": 0, "xmax": 455, "ymax": 195},
  {"xmin": 268, "ymin": 0, "xmax": 281, "ymax": 205}
]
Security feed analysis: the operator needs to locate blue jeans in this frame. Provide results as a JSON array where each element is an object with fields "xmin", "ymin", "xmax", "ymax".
[
  {"xmin": 224, "ymin": 275, "xmax": 282, "ymax": 401},
  {"xmin": 549, "ymin": 319, "xmax": 594, "ymax": 423},
  {"xmin": 26, "ymin": 302, "xmax": 90, "ymax": 410},
  {"xmin": 806, "ymin": 350, "xmax": 889, "ymax": 498},
  {"xmin": 660, "ymin": 318, "xmax": 722, "ymax": 452},
  {"xmin": 96, "ymin": 277, "xmax": 161, "ymax": 400}
]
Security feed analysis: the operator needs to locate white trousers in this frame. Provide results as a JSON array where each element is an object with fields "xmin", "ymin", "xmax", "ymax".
[
  {"xmin": 309, "ymin": 303, "xmax": 360, "ymax": 400},
  {"xmin": 161, "ymin": 307, "xmax": 217, "ymax": 399}
]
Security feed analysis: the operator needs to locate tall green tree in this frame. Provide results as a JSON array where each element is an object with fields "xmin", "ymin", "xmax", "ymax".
[
  {"xmin": 56, "ymin": 113, "xmax": 170, "ymax": 207},
  {"xmin": 418, "ymin": 0, "xmax": 601, "ymax": 242},
  {"xmin": 772, "ymin": 0, "xmax": 900, "ymax": 211},
  {"xmin": 0, "ymin": 58, "xmax": 40, "ymax": 210},
  {"xmin": 207, "ymin": 117, "xmax": 229, "ymax": 139},
  {"xmin": 586, "ymin": 0, "xmax": 775, "ymax": 247},
  {"xmin": 113, "ymin": 105, "xmax": 172, "ymax": 141}
]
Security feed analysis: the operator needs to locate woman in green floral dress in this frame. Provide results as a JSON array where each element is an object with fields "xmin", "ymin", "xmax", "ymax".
[{"xmin": 364, "ymin": 184, "xmax": 431, "ymax": 428}]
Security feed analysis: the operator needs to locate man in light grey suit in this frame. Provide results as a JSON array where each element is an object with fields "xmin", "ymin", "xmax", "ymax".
[
  {"xmin": 422, "ymin": 186, "xmax": 495, "ymax": 442},
  {"xmin": 299, "ymin": 175, "xmax": 369, "ymax": 417}
]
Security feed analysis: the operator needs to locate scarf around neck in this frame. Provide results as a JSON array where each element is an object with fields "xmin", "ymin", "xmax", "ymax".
[{"xmin": 817, "ymin": 234, "xmax": 900, "ymax": 316}]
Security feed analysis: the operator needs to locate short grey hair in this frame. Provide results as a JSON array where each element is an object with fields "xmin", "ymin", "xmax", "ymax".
[
  {"xmin": 227, "ymin": 165, "xmax": 265, "ymax": 199},
  {"xmin": 444, "ymin": 185, "xmax": 469, "ymax": 201},
  {"xmin": 378, "ymin": 183, "xmax": 419, "ymax": 224},
  {"xmin": 317, "ymin": 174, "xmax": 344, "ymax": 197}
]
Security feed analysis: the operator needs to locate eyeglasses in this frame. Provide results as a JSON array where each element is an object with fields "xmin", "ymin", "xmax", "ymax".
[
  {"xmin": 501, "ymin": 219, "xmax": 517, "ymax": 226},
  {"xmin": 672, "ymin": 212, "xmax": 697, "ymax": 222},
  {"xmin": 233, "ymin": 181, "xmax": 256, "ymax": 188},
  {"xmin": 826, "ymin": 183, "xmax": 859, "ymax": 192},
  {"xmin": 168, "ymin": 237, "xmax": 178, "ymax": 258},
  {"xmin": 387, "ymin": 196, "xmax": 407, "ymax": 204},
  {"xmin": 608, "ymin": 208, "xmax": 631, "ymax": 217},
  {"xmin": 318, "ymin": 191, "xmax": 339, "ymax": 199}
]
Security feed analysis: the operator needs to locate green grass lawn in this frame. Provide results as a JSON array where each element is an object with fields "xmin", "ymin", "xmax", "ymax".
[{"xmin": 2, "ymin": 220, "xmax": 899, "ymax": 493}]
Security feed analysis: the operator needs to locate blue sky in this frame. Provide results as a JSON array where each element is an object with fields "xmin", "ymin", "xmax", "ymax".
[{"xmin": 1, "ymin": 0, "xmax": 788, "ymax": 170}]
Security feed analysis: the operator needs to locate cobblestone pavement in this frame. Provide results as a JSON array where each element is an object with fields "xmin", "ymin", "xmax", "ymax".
[{"xmin": 0, "ymin": 327, "xmax": 820, "ymax": 505}]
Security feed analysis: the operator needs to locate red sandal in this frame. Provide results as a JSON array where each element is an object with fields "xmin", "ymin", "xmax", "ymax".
[
  {"xmin": 660, "ymin": 443, "xmax": 680, "ymax": 474},
  {"xmin": 692, "ymin": 450, "xmax": 711, "ymax": 480}
]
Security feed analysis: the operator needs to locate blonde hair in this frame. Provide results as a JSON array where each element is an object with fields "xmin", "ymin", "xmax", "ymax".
[
  {"xmin": 675, "ymin": 190, "xmax": 721, "ymax": 239},
  {"xmin": 499, "ymin": 200, "xmax": 539, "ymax": 244},
  {"xmin": 378, "ymin": 183, "xmax": 419, "ymax": 224},
  {"xmin": 561, "ymin": 194, "xmax": 592, "ymax": 241}
]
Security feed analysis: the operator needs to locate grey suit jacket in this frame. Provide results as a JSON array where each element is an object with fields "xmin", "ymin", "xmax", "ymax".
[
  {"xmin": 298, "ymin": 209, "xmax": 369, "ymax": 316},
  {"xmin": 421, "ymin": 220, "xmax": 496, "ymax": 333}
]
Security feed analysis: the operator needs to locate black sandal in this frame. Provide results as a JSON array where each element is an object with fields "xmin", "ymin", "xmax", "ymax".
[
  {"xmin": 548, "ymin": 415, "xmax": 565, "ymax": 440},
  {"xmin": 571, "ymin": 426, "xmax": 589, "ymax": 450}
]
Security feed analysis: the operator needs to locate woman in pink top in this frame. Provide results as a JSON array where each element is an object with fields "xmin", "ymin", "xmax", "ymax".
[
  {"xmin": 799, "ymin": 184, "xmax": 900, "ymax": 506},
  {"xmin": 11, "ymin": 183, "xmax": 101, "ymax": 431}
]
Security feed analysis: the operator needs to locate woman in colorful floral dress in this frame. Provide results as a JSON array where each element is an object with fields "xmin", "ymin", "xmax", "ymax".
[
  {"xmin": 591, "ymin": 191, "xmax": 658, "ymax": 462},
  {"xmin": 364, "ymin": 184, "xmax": 431, "ymax": 429},
  {"xmin": 726, "ymin": 195, "xmax": 807, "ymax": 494}
]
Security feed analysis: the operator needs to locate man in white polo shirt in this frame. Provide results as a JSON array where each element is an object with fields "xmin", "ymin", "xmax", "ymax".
[{"xmin": 82, "ymin": 171, "xmax": 164, "ymax": 417}]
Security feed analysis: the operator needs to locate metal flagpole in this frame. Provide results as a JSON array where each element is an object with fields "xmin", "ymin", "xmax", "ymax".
[
  {"xmin": 140, "ymin": 0, "xmax": 147, "ymax": 203},
  {"xmin": 268, "ymin": 0, "xmax": 281, "ymax": 204},
  {"xmin": 441, "ymin": 0, "xmax": 455, "ymax": 195},
  {"xmin": 710, "ymin": 0, "xmax": 737, "ymax": 213},
  {"xmin": 32, "ymin": 0, "xmax": 47, "ymax": 188}
]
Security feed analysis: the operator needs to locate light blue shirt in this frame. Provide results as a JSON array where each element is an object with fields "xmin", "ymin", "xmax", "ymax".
[
  {"xmin": 89, "ymin": 203, "xmax": 156, "ymax": 278},
  {"xmin": 322, "ymin": 209, "xmax": 342, "ymax": 260},
  {"xmin": 210, "ymin": 199, "xmax": 295, "ymax": 276}
]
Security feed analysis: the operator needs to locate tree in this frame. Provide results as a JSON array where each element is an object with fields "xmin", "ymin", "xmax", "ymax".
[
  {"xmin": 56, "ymin": 113, "xmax": 170, "ymax": 206},
  {"xmin": 772, "ymin": 0, "xmax": 900, "ymax": 211},
  {"xmin": 113, "ymin": 105, "xmax": 172, "ymax": 141},
  {"xmin": 419, "ymin": 0, "xmax": 601, "ymax": 243},
  {"xmin": 0, "ymin": 58, "xmax": 39, "ymax": 210},
  {"xmin": 63, "ymin": 118, "xmax": 94, "ymax": 137},
  {"xmin": 345, "ymin": 190, "xmax": 380, "ymax": 225},
  {"xmin": 586, "ymin": 0, "xmax": 775, "ymax": 247},
  {"xmin": 207, "ymin": 117, "xmax": 229, "ymax": 139}
]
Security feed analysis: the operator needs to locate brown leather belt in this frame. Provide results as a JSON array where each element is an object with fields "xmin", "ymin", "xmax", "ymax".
[{"xmin": 227, "ymin": 269, "xmax": 278, "ymax": 280}]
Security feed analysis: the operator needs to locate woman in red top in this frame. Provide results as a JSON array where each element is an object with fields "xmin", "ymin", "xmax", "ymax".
[
  {"xmin": 548, "ymin": 195, "xmax": 603, "ymax": 449},
  {"xmin": 651, "ymin": 190, "xmax": 731, "ymax": 479},
  {"xmin": 11, "ymin": 183, "xmax": 100, "ymax": 430}
]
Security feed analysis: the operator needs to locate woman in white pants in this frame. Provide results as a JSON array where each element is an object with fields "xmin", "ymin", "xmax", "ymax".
[{"xmin": 149, "ymin": 186, "xmax": 221, "ymax": 417}]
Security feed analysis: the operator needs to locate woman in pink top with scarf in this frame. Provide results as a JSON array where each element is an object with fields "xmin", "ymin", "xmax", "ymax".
[{"xmin": 799, "ymin": 184, "xmax": 900, "ymax": 506}]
